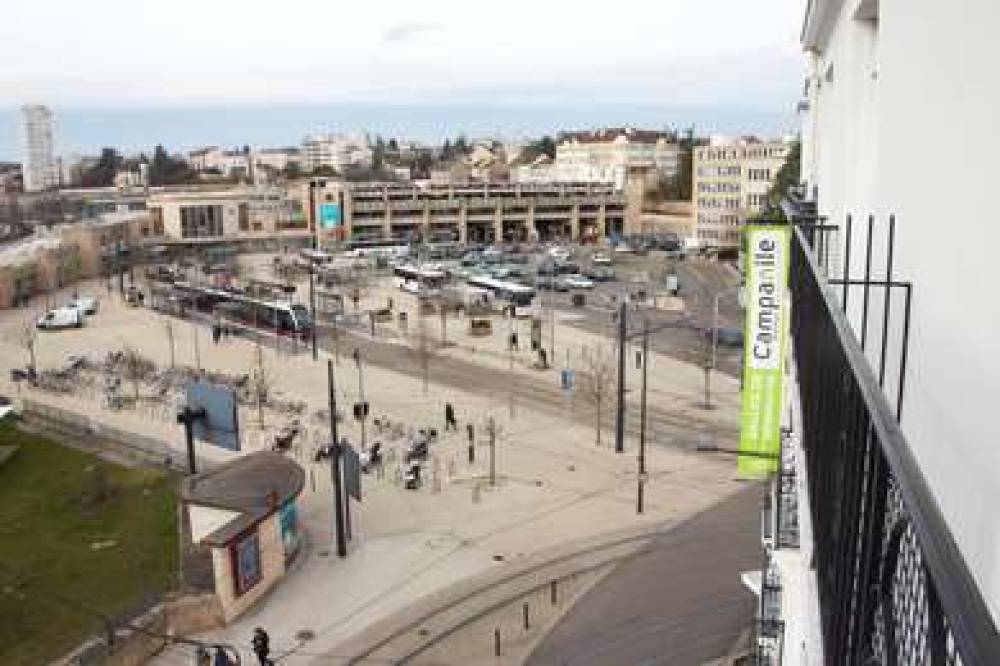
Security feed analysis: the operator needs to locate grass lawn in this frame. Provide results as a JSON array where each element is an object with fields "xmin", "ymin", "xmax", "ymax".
[{"xmin": 0, "ymin": 419, "xmax": 178, "ymax": 665}]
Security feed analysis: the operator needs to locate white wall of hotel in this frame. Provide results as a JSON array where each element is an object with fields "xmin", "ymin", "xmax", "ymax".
[{"xmin": 800, "ymin": 0, "xmax": 1000, "ymax": 624}]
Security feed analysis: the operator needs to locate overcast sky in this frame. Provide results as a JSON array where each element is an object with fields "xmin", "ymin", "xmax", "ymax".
[{"xmin": 2, "ymin": 0, "xmax": 806, "ymax": 109}]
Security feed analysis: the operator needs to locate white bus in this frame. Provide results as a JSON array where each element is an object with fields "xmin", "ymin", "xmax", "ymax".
[
  {"xmin": 466, "ymin": 275, "xmax": 536, "ymax": 317},
  {"xmin": 299, "ymin": 248, "xmax": 333, "ymax": 265},
  {"xmin": 393, "ymin": 264, "xmax": 448, "ymax": 296}
]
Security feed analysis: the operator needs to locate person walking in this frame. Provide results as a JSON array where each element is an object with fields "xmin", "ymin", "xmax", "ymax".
[
  {"xmin": 444, "ymin": 402, "xmax": 457, "ymax": 431},
  {"xmin": 212, "ymin": 646, "xmax": 231, "ymax": 666},
  {"xmin": 252, "ymin": 627, "xmax": 270, "ymax": 666}
]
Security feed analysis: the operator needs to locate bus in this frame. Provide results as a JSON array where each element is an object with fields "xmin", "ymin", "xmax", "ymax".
[
  {"xmin": 173, "ymin": 283, "xmax": 312, "ymax": 339},
  {"xmin": 393, "ymin": 264, "xmax": 448, "ymax": 296},
  {"xmin": 465, "ymin": 275, "xmax": 536, "ymax": 317},
  {"xmin": 299, "ymin": 248, "xmax": 333, "ymax": 265},
  {"xmin": 344, "ymin": 239, "xmax": 411, "ymax": 259}
]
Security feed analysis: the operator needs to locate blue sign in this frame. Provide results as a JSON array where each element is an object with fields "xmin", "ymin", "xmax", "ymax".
[
  {"xmin": 186, "ymin": 380, "xmax": 240, "ymax": 451},
  {"xmin": 319, "ymin": 203, "xmax": 342, "ymax": 229},
  {"xmin": 279, "ymin": 501, "xmax": 300, "ymax": 557}
]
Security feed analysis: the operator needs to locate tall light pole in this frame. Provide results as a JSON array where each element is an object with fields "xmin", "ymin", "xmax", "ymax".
[
  {"xmin": 614, "ymin": 295, "xmax": 627, "ymax": 454},
  {"xmin": 353, "ymin": 348, "xmax": 367, "ymax": 448},
  {"xmin": 705, "ymin": 287, "xmax": 743, "ymax": 410},
  {"xmin": 638, "ymin": 323, "xmax": 649, "ymax": 514}
]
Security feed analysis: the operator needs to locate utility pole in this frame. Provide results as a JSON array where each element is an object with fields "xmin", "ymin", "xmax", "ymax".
[
  {"xmin": 353, "ymin": 348, "xmax": 367, "ymax": 448},
  {"xmin": 192, "ymin": 322, "xmax": 201, "ymax": 373},
  {"xmin": 615, "ymin": 297, "xmax": 627, "ymax": 454},
  {"xmin": 508, "ymin": 313, "xmax": 515, "ymax": 419},
  {"xmin": 638, "ymin": 326, "xmax": 649, "ymax": 514},
  {"xmin": 328, "ymin": 359, "xmax": 347, "ymax": 558},
  {"xmin": 310, "ymin": 266, "xmax": 318, "ymax": 360}
]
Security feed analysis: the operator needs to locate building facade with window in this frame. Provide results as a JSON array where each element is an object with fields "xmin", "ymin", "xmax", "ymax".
[
  {"xmin": 753, "ymin": 1, "xmax": 1000, "ymax": 663},
  {"xmin": 693, "ymin": 138, "xmax": 791, "ymax": 246},
  {"xmin": 148, "ymin": 187, "xmax": 307, "ymax": 241}
]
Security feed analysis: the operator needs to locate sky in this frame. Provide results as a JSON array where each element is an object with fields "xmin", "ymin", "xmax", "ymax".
[{"xmin": 0, "ymin": 0, "xmax": 807, "ymax": 157}]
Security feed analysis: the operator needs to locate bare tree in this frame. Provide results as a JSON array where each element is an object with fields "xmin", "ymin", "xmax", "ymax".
[
  {"xmin": 121, "ymin": 346, "xmax": 156, "ymax": 402},
  {"xmin": 14, "ymin": 318, "xmax": 38, "ymax": 374},
  {"xmin": 438, "ymin": 300, "xmax": 449, "ymax": 346},
  {"xmin": 161, "ymin": 318, "xmax": 176, "ymax": 369},
  {"xmin": 248, "ymin": 343, "xmax": 273, "ymax": 429},
  {"xmin": 345, "ymin": 264, "xmax": 373, "ymax": 311},
  {"xmin": 579, "ymin": 346, "xmax": 616, "ymax": 447},
  {"xmin": 482, "ymin": 415, "xmax": 505, "ymax": 487},
  {"xmin": 412, "ymin": 308, "xmax": 435, "ymax": 394}
]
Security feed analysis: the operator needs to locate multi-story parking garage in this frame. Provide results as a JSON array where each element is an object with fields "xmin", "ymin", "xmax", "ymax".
[{"xmin": 305, "ymin": 180, "xmax": 627, "ymax": 244}]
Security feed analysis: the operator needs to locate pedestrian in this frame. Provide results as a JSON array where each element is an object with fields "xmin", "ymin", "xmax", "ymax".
[
  {"xmin": 195, "ymin": 646, "xmax": 211, "ymax": 666},
  {"xmin": 252, "ymin": 627, "xmax": 270, "ymax": 666},
  {"xmin": 466, "ymin": 422, "xmax": 475, "ymax": 445},
  {"xmin": 212, "ymin": 324, "xmax": 221, "ymax": 345},
  {"xmin": 445, "ymin": 402, "xmax": 457, "ymax": 431},
  {"xmin": 213, "ymin": 646, "xmax": 231, "ymax": 666}
]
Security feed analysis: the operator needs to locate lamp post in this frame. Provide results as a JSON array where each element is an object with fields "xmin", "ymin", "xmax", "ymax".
[{"xmin": 705, "ymin": 287, "xmax": 744, "ymax": 410}]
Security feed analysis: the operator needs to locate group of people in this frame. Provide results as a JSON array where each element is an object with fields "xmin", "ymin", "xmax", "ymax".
[{"xmin": 210, "ymin": 321, "xmax": 233, "ymax": 344}]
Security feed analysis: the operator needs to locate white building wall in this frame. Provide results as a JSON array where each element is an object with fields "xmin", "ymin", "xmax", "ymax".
[
  {"xmin": 803, "ymin": 0, "xmax": 1000, "ymax": 624},
  {"xmin": 21, "ymin": 105, "xmax": 57, "ymax": 192}
]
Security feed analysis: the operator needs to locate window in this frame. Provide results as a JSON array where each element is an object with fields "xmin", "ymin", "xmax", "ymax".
[
  {"xmin": 180, "ymin": 205, "xmax": 224, "ymax": 239},
  {"xmin": 238, "ymin": 203, "xmax": 249, "ymax": 231},
  {"xmin": 231, "ymin": 531, "xmax": 262, "ymax": 596}
]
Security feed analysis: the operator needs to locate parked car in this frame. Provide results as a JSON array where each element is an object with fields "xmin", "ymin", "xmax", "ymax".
[
  {"xmin": 66, "ymin": 295, "xmax": 98, "ymax": 315},
  {"xmin": 584, "ymin": 266, "xmax": 617, "ymax": 282},
  {"xmin": 553, "ymin": 262, "xmax": 581, "ymax": 275},
  {"xmin": 548, "ymin": 246, "xmax": 572, "ymax": 262},
  {"xmin": 536, "ymin": 276, "xmax": 570, "ymax": 292},
  {"xmin": 591, "ymin": 252, "xmax": 612, "ymax": 266},
  {"xmin": 36, "ymin": 307, "xmax": 83, "ymax": 330},
  {"xmin": 561, "ymin": 274, "xmax": 595, "ymax": 289},
  {"xmin": 704, "ymin": 326, "xmax": 744, "ymax": 347}
]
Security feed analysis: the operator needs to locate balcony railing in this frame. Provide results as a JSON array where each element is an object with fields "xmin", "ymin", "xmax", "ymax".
[{"xmin": 786, "ymin": 204, "xmax": 1000, "ymax": 664}]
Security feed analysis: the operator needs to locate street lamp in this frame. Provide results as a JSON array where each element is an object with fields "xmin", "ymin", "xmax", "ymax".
[{"xmin": 705, "ymin": 286, "xmax": 744, "ymax": 409}]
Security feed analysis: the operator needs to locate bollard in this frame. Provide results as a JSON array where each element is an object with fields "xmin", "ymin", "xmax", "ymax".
[
  {"xmin": 494, "ymin": 628, "xmax": 501, "ymax": 656},
  {"xmin": 550, "ymin": 580, "xmax": 557, "ymax": 605},
  {"xmin": 523, "ymin": 602, "xmax": 530, "ymax": 630}
]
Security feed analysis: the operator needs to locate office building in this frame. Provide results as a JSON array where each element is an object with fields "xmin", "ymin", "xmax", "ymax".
[
  {"xmin": 693, "ymin": 137, "xmax": 791, "ymax": 246},
  {"xmin": 20, "ymin": 104, "xmax": 57, "ymax": 192}
]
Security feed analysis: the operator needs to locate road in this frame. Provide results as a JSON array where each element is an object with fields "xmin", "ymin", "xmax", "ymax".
[
  {"xmin": 315, "ymin": 324, "xmax": 739, "ymax": 450},
  {"xmin": 526, "ymin": 482, "xmax": 764, "ymax": 665}
]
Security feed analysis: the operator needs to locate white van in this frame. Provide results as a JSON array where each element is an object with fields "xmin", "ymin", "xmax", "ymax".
[
  {"xmin": 66, "ymin": 295, "xmax": 98, "ymax": 315},
  {"xmin": 37, "ymin": 307, "xmax": 83, "ymax": 330}
]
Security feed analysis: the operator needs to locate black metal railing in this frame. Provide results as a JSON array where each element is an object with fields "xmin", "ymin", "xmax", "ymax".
[{"xmin": 787, "ymin": 215, "xmax": 1000, "ymax": 664}]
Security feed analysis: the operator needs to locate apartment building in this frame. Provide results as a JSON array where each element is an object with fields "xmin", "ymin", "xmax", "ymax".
[
  {"xmin": 513, "ymin": 161, "xmax": 627, "ymax": 191},
  {"xmin": 20, "ymin": 104, "xmax": 58, "ymax": 192},
  {"xmin": 693, "ymin": 138, "xmax": 790, "ymax": 246},
  {"xmin": 305, "ymin": 179, "xmax": 626, "ymax": 244},
  {"xmin": 148, "ymin": 187, "xmax": 307, "ymax": 242},
  {"xmin": 186, "ymin": 147, "xmax": 251, "ymax": 178},
  {"xmin": 753, "ymin": 1, "xmax": 1000, "ymax": 663},
  {"xmin": 301, "ymin": 134, "xmax": 372, "ymax": 173},
  {"xmin": 556, "ymin": 128, "xmax": 680, "ymax": 179}
]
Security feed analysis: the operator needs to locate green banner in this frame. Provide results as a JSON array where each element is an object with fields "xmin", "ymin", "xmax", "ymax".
[{"xmin": 739, "ymin": 225, "xmax": 790, "ymax": 477}]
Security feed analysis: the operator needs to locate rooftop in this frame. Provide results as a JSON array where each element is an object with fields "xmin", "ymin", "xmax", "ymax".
[{"xmin": 181, "ymin": 451, "xmax": 305, "ymax": 546}]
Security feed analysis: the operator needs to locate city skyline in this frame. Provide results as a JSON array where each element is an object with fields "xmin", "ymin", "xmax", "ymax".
[{"xmin": 0, "ymin": 101, "xmax": 798, "ymax": 162}]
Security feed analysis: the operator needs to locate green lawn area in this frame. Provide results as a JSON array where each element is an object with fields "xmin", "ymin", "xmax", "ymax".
[{"xmin": 0, "ymin": 419, "xmax": 178, "ymax": 665}]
